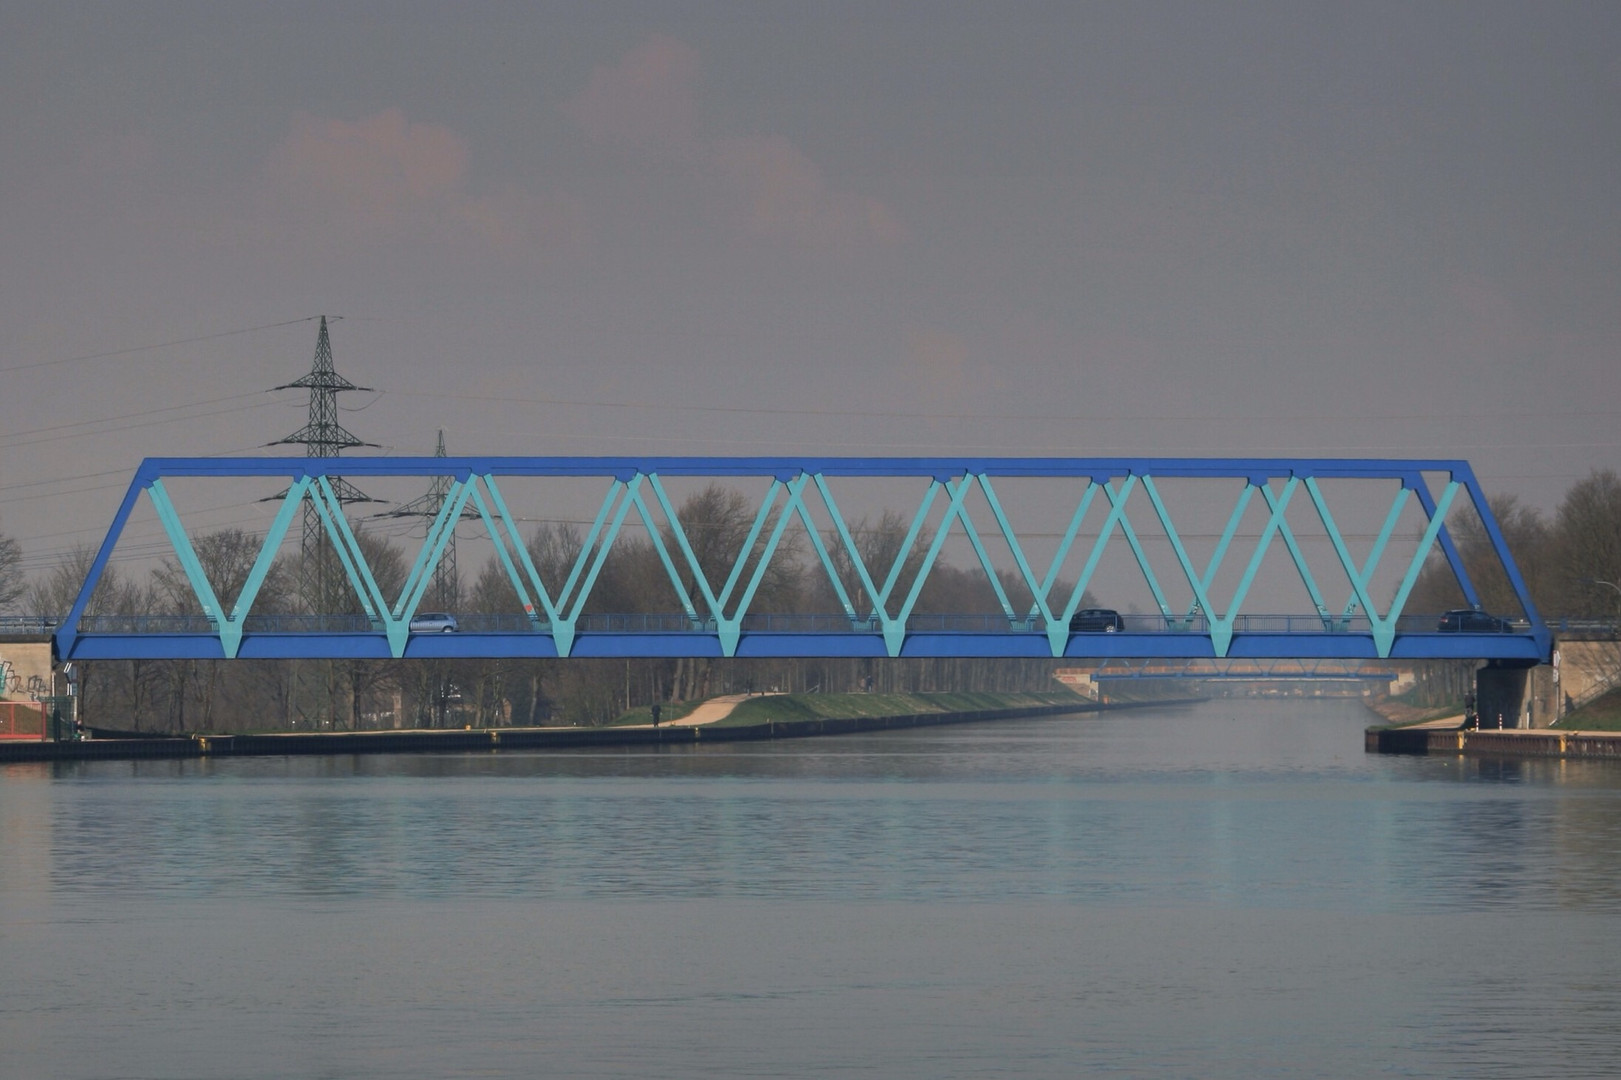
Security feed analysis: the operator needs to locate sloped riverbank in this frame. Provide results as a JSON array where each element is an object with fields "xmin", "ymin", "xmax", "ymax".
[{"xmin": 2, "ymin": 691, "xmax": 1171, "ymax": 763}]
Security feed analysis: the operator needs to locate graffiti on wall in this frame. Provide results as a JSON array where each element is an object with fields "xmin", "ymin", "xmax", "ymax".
[{"xmin": 0, "ymin": 644, "xmax": 54, "ymax": 701}]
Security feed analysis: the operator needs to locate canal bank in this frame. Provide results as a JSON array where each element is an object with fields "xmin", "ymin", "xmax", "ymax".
[
  {"xmin": 1366, "ymin": 722, "xmax": 1621, "ymax": 759},
  {"xmin": 1365, "ymin": 685, "xmax": 1621, "ymax": 760},
  {"xmin": 0, "ymin": 697, "xmax": 1189, "ymax": 763}
]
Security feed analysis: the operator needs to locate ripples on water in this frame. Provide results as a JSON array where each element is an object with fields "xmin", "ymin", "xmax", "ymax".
[{"xmin": 3, "ymin": 700, "xmax": 1620, "ymax": 1079}]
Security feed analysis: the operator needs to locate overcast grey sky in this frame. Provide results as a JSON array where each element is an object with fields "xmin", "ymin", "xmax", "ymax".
[{"xmin": 2, "ymin": 1, "xmax": 1617, "ymax": 574}]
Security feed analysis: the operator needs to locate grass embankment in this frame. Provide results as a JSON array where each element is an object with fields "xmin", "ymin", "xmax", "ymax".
[
  {"xmin": 1364, "ymin": 699, "xmax": 1466, "ymax": 729},
  {"xmin": 706, "ymin": 689, "xmax": 1085, "ymax": 728},
  {"xmin": 1555, "ymin": 688, "xmax": 1621, "ymax": 731},
  {"xmin": 609, "ymin": 700, "xmax": 701, "ymax": 727}
]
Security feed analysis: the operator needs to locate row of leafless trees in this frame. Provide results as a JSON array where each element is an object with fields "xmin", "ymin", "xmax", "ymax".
[
  {"xmin": 1406, "ymin": 469, "xmax": 1621, "ymax": 619},
  {"xmin": 1403, "ymin": 469, "xmax": 1621, "ymax": 711}
]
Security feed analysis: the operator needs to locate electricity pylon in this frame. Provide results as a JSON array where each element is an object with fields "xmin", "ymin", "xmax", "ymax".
[
  {"xmin": 375, "ymin": 430, "xmax": 474, "ymax": 611},
  {"xmin": 374, "ymin": 430, "xmax": 476, "ymax": 729},
  {"xmin": 268, "ymin": 316, "xmax": 379, "ymax": 614}
]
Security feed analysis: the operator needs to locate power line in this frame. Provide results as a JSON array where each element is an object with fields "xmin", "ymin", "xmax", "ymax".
[
  {"xmin": 0, "ymin": 391, "xmax": 270, "ymax": 445},
  {"xmin": 0, "ymin": 467, "xmax": 132, "ymax": 495},
  {"xmin": 0, "ymin": 398, "xmax": 286, "ymax": 451},
  {"xmin": 386, "ymin": 386, "xmax": 1619, "ymax": 426},
  {"xmin": 0, "ymin": 316, "xmax": 328, "ymax": 375}
]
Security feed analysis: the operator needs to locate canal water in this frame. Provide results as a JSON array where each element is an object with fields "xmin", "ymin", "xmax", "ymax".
[{"xmin": 3, "ymin": 699, "xmax": 1620, "ymax": 1079}]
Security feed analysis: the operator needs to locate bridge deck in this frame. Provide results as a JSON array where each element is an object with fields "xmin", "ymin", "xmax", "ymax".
[{"xmin": 59, "ymin": 628, "xmax": 1546, "ymax": 661}]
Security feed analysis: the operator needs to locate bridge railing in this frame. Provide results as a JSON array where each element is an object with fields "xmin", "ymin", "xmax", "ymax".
[
  {"xmin": 69, "ymin": 610, "xmax": 1542, "ymax": 636},
  {"xmin": 42, "ymin": 610, "xmax": 1601, "ymax": 638},
  {"xmin": 1543, "ymin": 617, "xmax": 1621, "ymax": 636},
  {"xmin": 0, "ymin": 615, "xmax": 60, "ymax": 636}
]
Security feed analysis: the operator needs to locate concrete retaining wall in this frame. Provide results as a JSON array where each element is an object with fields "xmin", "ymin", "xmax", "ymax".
[
  {"xmin": 1366, "ymin": 725, "xmax": 1621, "ymax": 759},
  {"xmin": 1556, "ymin": 640, "xmax": 1620, "ymax": 711},
  {"xmin": 0, "ymin": 641, "xmax": 53, "ymax": 702}
]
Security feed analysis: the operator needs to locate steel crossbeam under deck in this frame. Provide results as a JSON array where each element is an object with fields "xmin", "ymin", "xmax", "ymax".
[{"xmin": 56, "ymin": 456, "xmax": 1552, "ymax": 664}]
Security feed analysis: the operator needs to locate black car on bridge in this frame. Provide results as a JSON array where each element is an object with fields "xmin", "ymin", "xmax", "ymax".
[
  {"xmin": 1070, "ymin": 608, "xmax": 1125, "ymax": 633},
  {"xmin": 1437, "ymin": 608, "xmax": 1511, "ymax": 632}
]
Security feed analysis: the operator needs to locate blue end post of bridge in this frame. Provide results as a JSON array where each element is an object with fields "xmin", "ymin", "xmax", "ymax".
[{"xmin": 54, "ymin": 456, "xmax": 1551, "ymax": 665}]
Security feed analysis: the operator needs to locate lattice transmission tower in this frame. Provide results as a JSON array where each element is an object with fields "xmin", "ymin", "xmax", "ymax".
[
  {"xmin": 375, "ymin": 430, "xmax": 476, "ymax": 611},
  {"xmin": 269, "ymin": 316, "xmax": 380, "ymax": 612}
]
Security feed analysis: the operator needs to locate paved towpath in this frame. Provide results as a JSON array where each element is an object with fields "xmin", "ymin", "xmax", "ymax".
[
  {"xmin": 658, "ymin": 692, "xmax": 785, "ymax": 727},
  {"xmin": 1409, "ymin": 714, "xmax": 1466, "ymax": 729}
]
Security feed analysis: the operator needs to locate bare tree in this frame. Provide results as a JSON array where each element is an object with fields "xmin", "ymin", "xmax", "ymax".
[
  {"xmin": 663, "ymin": 483, "xmax": 804, "ymax": 612},
  {"xmin": 151, "ymin": 527, "xmax": 294, "ymax": 618},
  {"xmin": 28, "ymin": 545, "xmax": 124, "ymax": 616},
  {"xmin": 26, "ymin": 547, "xmax": 146, "ymax": 728},
  {"xmin": 0, "ymin": 528, "xmax": 22, "ymax": 611},
  {"xmin": 660, "ymin": 485, "xmax": 794, "ymax": 702},
  {"xmin": 1406, "ymin": 493, "xmax": 1553, "ymax": 617},
  {"xmin": 815, "ymin": 509, "xmax": 926, "ymax": 617},
  {"xmin": 1551, "ymin": 469, "xmax": 1621, "ymax": 615},
  {"xmin": 1549, "ymin": 470, "xmax": 1621, "ymax": 707},
  {"xmin": 343, "ymin": 525, "xmax": 408, "ymax": 729},
  {"xmin": 144, "ymin": 529, "xmax": 296, "ymax": 732}
]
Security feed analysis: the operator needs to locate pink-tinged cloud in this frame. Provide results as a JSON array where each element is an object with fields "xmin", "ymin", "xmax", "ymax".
[
  {"xmin": 905, "ymin": 328, "xmax": 973, "ymax": 410},
  {"xmin": 560, "ymin": 35, "xmax": 699, "ymax": 154},
  {"xmin": 563, "ymin": 37, "xmax": 902, "ymax": 250},
  {"xmin": 714, "ymin": 136, "xmax": 904, "ymax": 249},
  {"xmin": 261, "ymin": 109, "xmax": 588, "ymax": 253},
  {"xmin": 266, "ymin": 109, "xmax": 470, "ymax": 227},
  {"xmin": 79, "ymin": 132, "xmax": 160, "ymax": 175},
  {"xmin": 1435, "ymin": 278, "xmax": 1549, "ymax": 366}
]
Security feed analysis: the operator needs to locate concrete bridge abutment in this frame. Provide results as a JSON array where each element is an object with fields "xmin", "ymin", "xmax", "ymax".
[
  {"xmin": 0, "ymin": 637, "xmax": 70, "ymax": 739},
  {"xmin": 1475, "ymin": 661, "xmax": 1535, "ymax": 729},
  {"xmin": 1472, "ymin": 634, "xmax": 1618, "ymax": 730}
]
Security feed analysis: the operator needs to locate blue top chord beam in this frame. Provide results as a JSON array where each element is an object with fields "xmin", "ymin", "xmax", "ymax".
[
  {"xmin": 130, "ymin": 456, "xmax": 1483, "ymax": 481},
  {"xmin": 57, "ymin": 456, "xmax": 1550, "ymax": 664}
]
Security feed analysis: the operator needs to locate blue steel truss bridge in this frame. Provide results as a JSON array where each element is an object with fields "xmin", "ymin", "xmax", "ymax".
[{"xmin": 56, "ymin": 456, "xmax": 1550, "ymax": 665}]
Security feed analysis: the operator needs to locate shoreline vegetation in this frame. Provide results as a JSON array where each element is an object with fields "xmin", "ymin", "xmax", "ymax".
[
  {"xmin": 0, "ymin": 687, "xmax": 1139, "ymax": 764},
  {"xmin": 608, "ymin": 689, "xmax": 1093, "ymax": 729},
  {"xmin": 1556, "ymin": 687, "xmax": 1621, "ymax": 731},
  {"xmin": 1364, "ymin": 699, "xmax": 1464, "ymax": 729}
]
